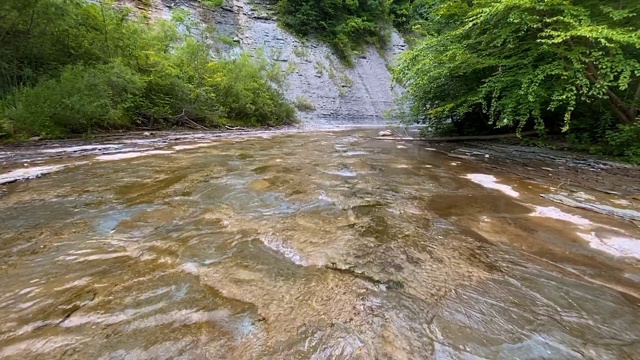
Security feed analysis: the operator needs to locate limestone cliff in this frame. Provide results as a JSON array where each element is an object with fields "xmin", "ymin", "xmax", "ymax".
[{"xmin": 141, "ymin": 0, "xmax": 406, "ymax": 127}]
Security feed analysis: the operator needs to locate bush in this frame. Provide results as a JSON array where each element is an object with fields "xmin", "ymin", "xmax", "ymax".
[
  {"xmin": 0, "ymin": 0, "xmax": 296, "ymax": 138},
  {"xmin": 199, "ymin": 0, "xmax": 224, "ymax": 8},
  {"xmin": 206, "ymin": 55, "xmax": 296, "ymax": 126},
  {"xmin": 277, "ymin": 0, "xmax": 392, "ymax": 65},
  {"xmin": 2, "ymin": 63, "xmax": 143, "ymax": 137},
  {"xmin": 293, "ymin": 96, "xmax": 316, "ymax": 112},
  {"xmin": 0, "ymin": 118, "xmax": 11, "ymax": 138},
  {"xmin": 605, "ymin": 123, "xmax": 640, "ymax": 164}
]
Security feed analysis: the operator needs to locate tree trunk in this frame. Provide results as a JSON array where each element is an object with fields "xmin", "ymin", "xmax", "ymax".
[
  {"xmin": 631, "ymin": 81, "xmax": 640, "ymax": 121},
  {"xmin": 585, "ymin": 61, "xmax": 636, "ymax": 124}
]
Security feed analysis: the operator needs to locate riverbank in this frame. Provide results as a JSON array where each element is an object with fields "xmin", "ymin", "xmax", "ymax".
[
  {"xmin": 435, "ymin": 141, "xmax": 640, "ymax": 195},
  {"xmin": 0, "ymin": 128, "xmax": 294, "ymax": 184}
]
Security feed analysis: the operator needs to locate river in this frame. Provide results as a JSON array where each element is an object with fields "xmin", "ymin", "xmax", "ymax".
[{"xmin": 1, "ymin": 129, "xmax": 639, "ymax": 359}]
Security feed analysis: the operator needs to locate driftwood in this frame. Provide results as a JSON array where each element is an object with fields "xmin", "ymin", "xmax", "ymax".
[
  {"xmin": 172, "ymin": 110, "xmax": 208, "ymax": 130},
  {"xmin": 135, "ymin": 109, "xmax": 209, "ymax": 130},
  {"xmin": 224, "ymin": 125, "xmax": 249, "ymax": 131},
  {"xmin": 180, "ymin": 116, "xmax": 208, "ymax": 130},
  {"xmin": 374, "ymin": 131, "xmax": 537, "ymax": 142}
]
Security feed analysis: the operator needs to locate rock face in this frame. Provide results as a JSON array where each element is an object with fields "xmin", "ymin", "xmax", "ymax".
[{"xmin": 152, "ymin": 0, "xmax": 407, "ymax": 128}]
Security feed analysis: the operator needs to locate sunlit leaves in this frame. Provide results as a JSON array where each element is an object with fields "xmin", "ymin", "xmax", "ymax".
[{"xmin": 394, "ymin": 0, "xmax": 640, "ymax": 132}]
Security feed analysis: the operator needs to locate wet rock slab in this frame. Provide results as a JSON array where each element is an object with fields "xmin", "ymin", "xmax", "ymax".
[{"xmin": 0, "ymin": 130, "xmax": 639, "ymax": 358}]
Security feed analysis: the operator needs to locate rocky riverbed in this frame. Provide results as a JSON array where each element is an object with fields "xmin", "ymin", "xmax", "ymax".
[{"xmin": 0, "ymin": 128, "xmax": 639, "ymax": 359}]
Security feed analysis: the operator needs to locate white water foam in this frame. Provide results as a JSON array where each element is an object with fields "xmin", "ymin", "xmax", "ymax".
[
  {"xmin": 41, "ymin": 145, "xmax": 122, "ymax": 153},
  {"xmin": 172, "ymin": 143, "xmax": 218, "ymax": 151},
  {"xmin": 261, "ymin": 236, "xmax": 307, "ymax": 265},
  {"xmin": 342, "ymin": 151, "xmax": 369, "ymax": 156},
  {"xmin": 96, "ymin": 150, "xmax": 174, "ymax": 161},
  {"xmin": 464, "ymin": 174, "xmax": 520, "ymax": 197},
  {"xmin": 326, "ymin": 169, "xmax": 357, "ymax": 177},
  {"xmin": 531, "ymin": 206, "xmax": 591, "ymax": 226},
  {"xmin": 178, "ymin": 262, "xmax": 200, "ymax": 275},
  {"xmin": 577, "ymin": 232, "xmax": 640, "ymax": 259}
]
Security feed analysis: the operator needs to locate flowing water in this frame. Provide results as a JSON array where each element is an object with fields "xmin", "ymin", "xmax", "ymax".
[{"xmin": 1, "ymin": 130, "xmax": 639, "ymax": 359}]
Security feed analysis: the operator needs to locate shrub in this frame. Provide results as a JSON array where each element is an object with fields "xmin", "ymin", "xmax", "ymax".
[
  {"xmin": 293, "ymin": 96, "xmax": 316, "ymax": 112},
  {"xmin": 0, "ymin": 0, "xmax": 296, "ymax": 138},
  {"xmin": 605, "ymin": 123, "xmax": 640, "ymax": 164},
  {"xmin": 277, "ymin": 0, "xmax": 392, "ymax": 65},
  {"xmin": 199, "ymin": 0, "xmax": 224, "ymax": 9},
  {"xmin": 206, "ymin": 55, "xmax": 296, "ymax": 126},
  {"xmin": 2, "ymin": 63, "xmax": 143, "ymax": 137}
]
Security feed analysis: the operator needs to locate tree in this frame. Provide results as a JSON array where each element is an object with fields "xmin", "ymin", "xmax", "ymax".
[
  {"xmin": 277, "ymin": 0, "xmax": 392, "ymax": 63},
  {"xmin": 394, "ymin": 0, "xmax": 640, "ymax": 131}
]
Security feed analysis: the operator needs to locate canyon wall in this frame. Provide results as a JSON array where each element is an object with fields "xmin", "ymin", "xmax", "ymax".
[{"xmin": 145, "ymin": 0, "xmax": 406, "ymax": 127}]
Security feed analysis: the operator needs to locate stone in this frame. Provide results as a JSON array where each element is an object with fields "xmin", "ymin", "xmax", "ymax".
[
  {"xmin": 378, "ymin": 130, "xmax": 393, "ymax": 136},
  {"xmin": 249, "ymin": 179, "xmax": 271, "ymax": 191}
]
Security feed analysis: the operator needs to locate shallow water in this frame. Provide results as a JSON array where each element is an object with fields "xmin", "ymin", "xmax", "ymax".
[{"xmin": 1, "ymin": 130, "xmax": 639, "ymax": 359}]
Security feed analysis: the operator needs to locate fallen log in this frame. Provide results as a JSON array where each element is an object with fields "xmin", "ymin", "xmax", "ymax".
[
  {"xmin": 224, "ymin": 125, "xmax": 249, "ymax": 131},
  {"xmin": 169, "ymin": 109, "xmax": 209, "ymax": 130},
  {"xmin": 373, "ymin": 131, "xmax": 537, "ymax": 142},
  {"xmin": 181, "ymin": 117, "xmax": 208, "ymax": 130}
]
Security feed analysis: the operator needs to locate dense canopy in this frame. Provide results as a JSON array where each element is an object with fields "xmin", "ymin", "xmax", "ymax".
[{"xmin": 393, "ymin": 0, "xmax": 640, "ymax": 161}]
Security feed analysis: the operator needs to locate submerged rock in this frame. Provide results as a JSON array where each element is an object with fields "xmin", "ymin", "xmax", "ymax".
[
  {"xmin": 249, "ymin": 179, "xmax": 271, "ymax": 190},
  {"xmin": 543, "ymin": 194, "xmax": 640, "ymax": 221},
  {"xmin": 0, "ymin": 164, "xmax": 70, "ymax": 184}
]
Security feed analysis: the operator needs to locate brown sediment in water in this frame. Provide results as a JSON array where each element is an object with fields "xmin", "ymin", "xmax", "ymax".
[{"xmin": 0, "ymin": 129, "xmax": 639, "ymax": 358}]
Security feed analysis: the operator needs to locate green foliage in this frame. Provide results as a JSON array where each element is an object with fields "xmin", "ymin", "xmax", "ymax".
[
  {"xmin": 389, "ymin": 0, "xmax": 413, "ymax": 33},
  {"xmin": 0, "ymin": 118, "xmax": 12, "ymax": 138},
  {"xmin": 277, "ymin": 0, "xmax": 393, "ymax": 64},
  {"xmin": 252, "ymin": 48, "xmax": 296, "ymax": 90},
  {"xmin": 0, "ymin": 0, "xmax": 294, "ymax": 138},
  {"xmin": 293, "ymin": 96, "xmax": 316, "ymax": 111},
  {"xmin": 206, "ymin": 55, "xmax": 296, "ymax": 126},
  {"xmin": 199, "ymin": 0, "xmax": 224, "ymax": 8},
  {"xmin": 2, "ymin": 63, "xmax": 142, "ymax": 137},
  {"xmin": 292, "ymin": 46, "xmax": 310, "ymax": 59},
  {"xmin": 341, "ymin": 74, "xmax": 353, "ymax": 87},
  {"xmin": 314, "ymin": 62, "xmax": 326, "ymax": 76},
  {"xmin": 136, "ymin": 0, "xmax": 152, "ymax": 7},
  {"xmin": 395, "ymin": 0, "xmax": 640, "ymax": 137},
  {"xmin": 605, "ymin": 123, "xmax": 640, "ymax": 163}
]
